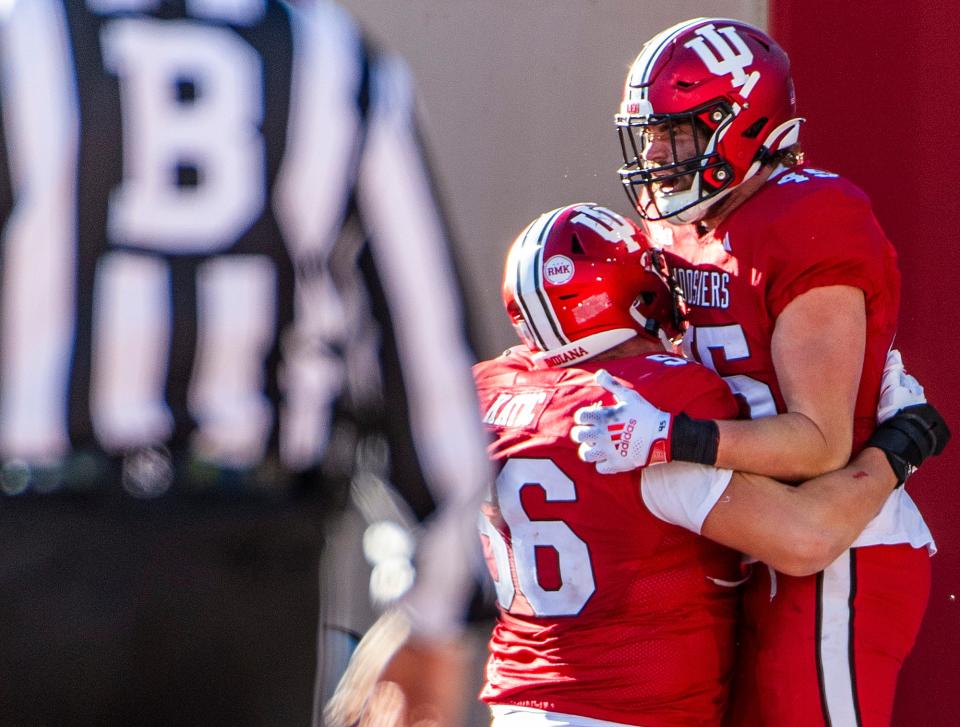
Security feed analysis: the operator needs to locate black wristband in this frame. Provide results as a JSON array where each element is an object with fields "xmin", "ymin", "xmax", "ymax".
[
  {"xmin": 670, "ymin": 413, "xmax": 720, "ymax": 466},
  {"xmin": 866, "ymin": 403, "xmax": 951, "ymax": 487},
  {"xmin": 875, "ymin": 449, "xmax": 915, "ymax": 489}
]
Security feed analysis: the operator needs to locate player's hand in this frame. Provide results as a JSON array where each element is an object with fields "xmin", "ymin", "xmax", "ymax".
[
  {"xmin": 370, "ymin": 635, "xmax": 468, "ymax": 727},
  {"xmin": 876, "ymin": 349, "xmax": 926, "ymax": 423},
  {"xmin": 324, "ymin": 609, "xmax": 468, "ymax": 727},
  {"xmin": 570, "ymin": 369, "xmax": 672, "ymax": 475}
]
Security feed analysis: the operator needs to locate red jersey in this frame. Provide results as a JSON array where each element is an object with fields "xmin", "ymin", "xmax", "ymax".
[
  {"xmin": 474, "ymin": 346, "xmax": 741, "ymax": 727},
  {"xmin": 654, "ymin": 166, "xmax": 900, "ymax": 451},
  {"xmin": 649, "ymin": 167, "xmax": 931, "ymax": 727}
]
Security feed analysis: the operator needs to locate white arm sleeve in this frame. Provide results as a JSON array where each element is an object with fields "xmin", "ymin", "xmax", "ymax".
[
  {"xmin": 641, "ymin": 462, "xmax": 733, "ymax": 534},
  {"xmin": 359, "ymin": 56, "xmax": 491, "ymax": 641}
]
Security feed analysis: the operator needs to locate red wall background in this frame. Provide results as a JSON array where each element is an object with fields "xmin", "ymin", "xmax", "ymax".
[{"xmin": 770, "ymin": 2, "xmax": 960, "ymax": 723}]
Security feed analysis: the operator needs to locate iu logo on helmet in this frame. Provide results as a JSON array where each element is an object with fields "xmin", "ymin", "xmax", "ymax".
[
  {"xmin": 684, "ymin": 24, "xmax": 760, "ymax": 98},
  {"xmin": 569, "ymin": 205, "xmax": 640, "ymax": 253}
]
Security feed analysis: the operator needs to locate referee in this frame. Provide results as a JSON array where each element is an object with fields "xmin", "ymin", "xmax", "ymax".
[{"xmin": 0, "ymin": 1, "xmax": 490, "ymax": 725}]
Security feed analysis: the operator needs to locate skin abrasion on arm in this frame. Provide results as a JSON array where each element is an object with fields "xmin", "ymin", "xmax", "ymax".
[
  {"xmin": 701, "ymin": 448, "xmax": 895, "ymax": 576},
  {"xmin": 713, "ymin": 285, "xmax": 866, "ymax": 480}
]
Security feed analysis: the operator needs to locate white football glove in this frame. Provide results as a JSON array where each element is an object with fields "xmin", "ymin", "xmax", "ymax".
[
  {"xmin": 570, "ymin": 369, "xmax": 672, "ymax": 475},
  {"xmin": 876, "ymin": 349, "xmax": 926, "ymax": 424}
]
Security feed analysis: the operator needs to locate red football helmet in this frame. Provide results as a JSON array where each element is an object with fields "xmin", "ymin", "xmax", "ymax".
[
  {"xmin": 616, "ymin": 18, "xmax": 802, "ymax": 223},
  {"xmin": 502, "ymin": 203, "xmax": 686, "ymax": 367}
]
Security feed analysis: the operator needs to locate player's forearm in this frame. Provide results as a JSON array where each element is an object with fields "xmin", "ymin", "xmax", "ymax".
[
  {"xmin": 713, "ymin": 410, "xmax": 852, "ymax": 481},
  {"xmin": 704, "ymin": 448, "xmax": 893, "ymax": 576},
  {"xmin": 703, "ymin": 380, "xmax": 950, "ymax": 575},
  {"xmin": 780, "ymin": 447, "xmax": 895, "ymax": 571}
]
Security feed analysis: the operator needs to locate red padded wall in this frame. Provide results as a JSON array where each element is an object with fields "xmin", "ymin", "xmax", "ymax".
[{"xmin": 770, "ymin": 2, "xmax": 960, "ymax": 724}]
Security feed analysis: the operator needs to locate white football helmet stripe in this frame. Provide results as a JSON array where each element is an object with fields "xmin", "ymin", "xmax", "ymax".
[{"xmin": 507, "ymin": 207, "xmax": 568, "ymax": 352}]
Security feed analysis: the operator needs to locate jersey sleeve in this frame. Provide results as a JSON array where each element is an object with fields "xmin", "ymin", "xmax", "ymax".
[
  {"xmin": 677, "ymin": 366, "xmax": 740, "ymax": 421},
  {"xmin": 649, "ymin": 360, "xmax": 740, "ymax": 421},
  {"xmin": 763, "ymin": 181, "xmax": 897, "ymax": 319},
  {"xmin": 641, "ymin": 462, "xmax": 734, "ymax": 534}
]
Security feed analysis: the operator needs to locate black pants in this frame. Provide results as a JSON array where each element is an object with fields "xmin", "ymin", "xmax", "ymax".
[{"xmin": 0, "ymin": 494, "xmax": 330, "ymax": 727}]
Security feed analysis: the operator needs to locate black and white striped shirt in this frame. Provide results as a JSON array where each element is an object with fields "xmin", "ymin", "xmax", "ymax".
[{"xmin": 0, "ymin": 0, "xmax": 490, "ymax": 634}]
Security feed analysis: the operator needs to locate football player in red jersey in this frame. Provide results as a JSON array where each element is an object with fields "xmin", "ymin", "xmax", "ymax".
[
  {"xmin": 477, "ymin": 204, "xmax": 948, "ymax": 727},
  {"xmin": 573, "ymin": 17, "xmax": 944, "ymax": 727}
]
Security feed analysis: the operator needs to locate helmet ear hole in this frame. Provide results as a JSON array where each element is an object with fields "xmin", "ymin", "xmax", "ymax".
[
  {"xmin": 639, "ymin": 291, "xmax": 655, "ymax": 305},
  {"xmin": 571, "ymin": 233, "xmax": 585, "ymax": 255}
]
